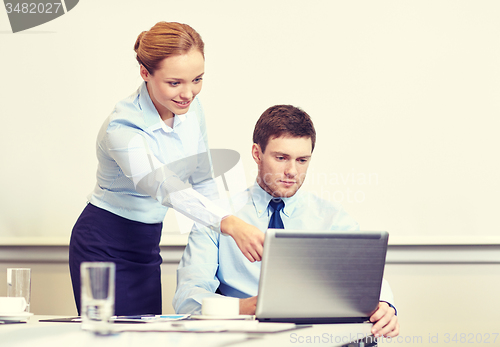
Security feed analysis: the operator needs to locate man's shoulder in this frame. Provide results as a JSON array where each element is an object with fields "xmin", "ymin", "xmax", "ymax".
[
  {"xmin": 295, "ymin": 190, "xmax": 359, "ymax": 230},
  {"xmin": 298, "ymin": 189, "xmax": 344, "ymax": 211}
]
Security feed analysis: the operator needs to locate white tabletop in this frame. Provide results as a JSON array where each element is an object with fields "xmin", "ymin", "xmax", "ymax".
[{"xmin": 0, "ymin": 316, "xmax": 375, "ymax": 347}]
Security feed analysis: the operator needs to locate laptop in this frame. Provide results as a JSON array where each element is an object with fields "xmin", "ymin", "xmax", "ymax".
[{"xmin": 255, "ymin": 229, "xmax": 389, "ymax": 324}]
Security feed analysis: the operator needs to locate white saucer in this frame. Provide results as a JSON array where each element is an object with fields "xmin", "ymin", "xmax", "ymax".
[
  {"xmin": 0, "ymin": 312, "xmax": 34, "ymax": 321},
  {"xmin": 190, "ymin": 315, "xmax": 254, "ymax": 320}
]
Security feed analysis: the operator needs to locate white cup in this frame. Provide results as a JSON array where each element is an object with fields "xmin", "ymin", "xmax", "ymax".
[
  {"xmin": 202, "ymin": 297, "xmax": 239, "ymax": 316},
  {"xmin": 0, "ymin": 297, "xmax": 28, "ymax": 314}
]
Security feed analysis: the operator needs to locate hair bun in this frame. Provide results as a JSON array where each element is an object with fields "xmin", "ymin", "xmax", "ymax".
[
  {"xmin": 134, "ymin": 22, "xmax": 204, "ymax": 74},
  {"xmin": 134, "ymin": 31, "xmax": 147, "ymax": 52}
]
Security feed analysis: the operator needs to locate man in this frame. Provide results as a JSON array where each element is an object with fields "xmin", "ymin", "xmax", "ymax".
[{"xmin": 173, "ymin": 105, "xmax": 399, "ymax": 337}]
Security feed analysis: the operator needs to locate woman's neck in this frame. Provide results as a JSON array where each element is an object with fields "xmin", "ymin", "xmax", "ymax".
[{"xmin": 163, "ymin": 115, "xmax": 174, "ymax": 128}]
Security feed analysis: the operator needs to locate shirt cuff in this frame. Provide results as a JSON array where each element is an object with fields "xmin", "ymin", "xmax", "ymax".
[{"xmin": 380, "ymin": 301, "xmax": 398, "ymax": 316}]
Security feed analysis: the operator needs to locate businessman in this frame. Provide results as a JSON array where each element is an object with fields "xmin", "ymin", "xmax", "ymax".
[{"xmin": 173, "ymin": 105, "xmax": 399, "ymax": 337}]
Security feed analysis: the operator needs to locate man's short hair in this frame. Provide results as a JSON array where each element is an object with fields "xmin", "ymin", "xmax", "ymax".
[{"xmin": 253, "ymin": 105, "xmax": 316, "ymax": 153}]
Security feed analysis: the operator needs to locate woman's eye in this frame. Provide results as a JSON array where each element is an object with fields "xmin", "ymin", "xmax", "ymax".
[
  {"xmin": 168, "ymin": 82, "xmax": 180, "ymax": 87},
  {"xmin": 194, "ymin": 77, "xmax": 203, "ymax": 83}
]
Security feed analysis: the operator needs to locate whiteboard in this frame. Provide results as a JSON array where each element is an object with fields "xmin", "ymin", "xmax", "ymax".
[{"xmin": 1, "ymin": 0, "xmax": 499, "ymax": 245}]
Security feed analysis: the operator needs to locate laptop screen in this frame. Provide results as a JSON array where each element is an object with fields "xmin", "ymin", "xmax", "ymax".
[{"xmin": 255, "ymin": 229, "xmax": 389, "ymax": 324}]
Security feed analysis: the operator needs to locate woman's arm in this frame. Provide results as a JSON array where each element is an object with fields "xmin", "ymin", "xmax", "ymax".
[{"xmin": 220, "ymin": 215, "xmax": 264, "ymax": 262}]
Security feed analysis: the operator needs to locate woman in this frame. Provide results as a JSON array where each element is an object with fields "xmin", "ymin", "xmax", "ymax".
[{"xmin": 69, "ymin": 22, "xmax": 264, "ymax": 316}]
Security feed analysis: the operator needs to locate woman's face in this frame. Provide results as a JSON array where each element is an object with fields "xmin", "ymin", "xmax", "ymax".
[{"xmin": 140, "ymin": 49, "xmax": 205, "ymax": 121}]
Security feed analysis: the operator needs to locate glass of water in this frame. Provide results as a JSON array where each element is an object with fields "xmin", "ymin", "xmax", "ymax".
[
  {"xmin": 7, "ymin": 268, "xmax": 31, "ymax": 313},
  {"xmin": 80, "ymin": 262, "xmax": 115, "ymax": 334}
]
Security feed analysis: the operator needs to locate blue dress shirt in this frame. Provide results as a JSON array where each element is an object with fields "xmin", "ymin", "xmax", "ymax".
[
  {"xmin": 173, "ymin": 182, "xmax": 395, "ymax": 314},
  {"xmin": 88, "ymin": 82, "xmax": 227, "ymax": 230}
]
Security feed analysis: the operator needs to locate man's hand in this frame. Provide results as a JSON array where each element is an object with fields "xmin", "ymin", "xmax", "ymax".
[
  {"xmin": 239, "ymin": 296, "xmax": 258, "ymax": 315},
  {"xmin": 220, "ymin": 215, "xmax": 264, "ymax": 262},
  {"xmin": 370, "ymin": 302, "xmax": 399, "ymax": 338}
]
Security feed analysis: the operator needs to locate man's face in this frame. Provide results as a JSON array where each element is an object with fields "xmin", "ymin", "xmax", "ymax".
[{"xmin": 252, "ymin": 136, "xmax": 312, "ymax": 198}]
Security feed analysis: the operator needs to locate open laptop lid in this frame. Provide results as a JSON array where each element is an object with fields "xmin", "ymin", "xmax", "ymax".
[{"xmin": 255, "ymin": 229, "xmax": 389, "ymax": 324}]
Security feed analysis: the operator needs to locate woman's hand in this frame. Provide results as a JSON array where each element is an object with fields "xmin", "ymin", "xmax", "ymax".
[{"xmin": 220, "ymin": 215, "xmax": 265, "ymax": 262}]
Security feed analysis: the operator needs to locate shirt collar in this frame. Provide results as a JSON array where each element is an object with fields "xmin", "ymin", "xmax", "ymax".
[
  {"xmin": 250, "ymin": 181, "xmax": 300, "ymax": 218},
  {"xmin": 137, "ymin": 82, "xmax": 163, "ymax": 130},
  {"xmin": 137, "ymin": 82, "xmax": 188, "ymax": 132}
]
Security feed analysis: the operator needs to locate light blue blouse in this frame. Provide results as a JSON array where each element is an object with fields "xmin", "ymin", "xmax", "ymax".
[{"xmin": 88, "ymin": 82, "xmax": 226, "ymax": 230}]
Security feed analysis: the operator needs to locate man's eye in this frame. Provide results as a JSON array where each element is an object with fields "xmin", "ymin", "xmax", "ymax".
[{"xmin": 277, "ymin": 156, "xmax": 285, "ymax": 161}]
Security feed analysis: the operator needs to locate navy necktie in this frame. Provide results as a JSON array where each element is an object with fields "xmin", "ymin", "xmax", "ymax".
[{"xmin": 268, "ymin": 198, "xmax": 285, "ymax": 229}]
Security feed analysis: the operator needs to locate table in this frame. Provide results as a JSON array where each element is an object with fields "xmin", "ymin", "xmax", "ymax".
[{"xmin": 0, "ymin": 316, "xmax": 377, "ymax": 347}]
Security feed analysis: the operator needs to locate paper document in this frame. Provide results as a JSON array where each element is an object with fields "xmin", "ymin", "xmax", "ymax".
[
  {"xmin": 111, "ymin": 320, "xmax": 303, "ymax": 333},
  {"xmin": 112, "ymin": 314, "xmax": 190, "ymax": 323}
]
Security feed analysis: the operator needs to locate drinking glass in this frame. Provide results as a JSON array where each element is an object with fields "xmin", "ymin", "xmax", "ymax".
[
  {"xmin": 80, "ymin": 262, "xmax": 115, "ymax": 333},
  {"xmin": 7, "ymin": 268, "xmax": 31, "ymax": 313}
]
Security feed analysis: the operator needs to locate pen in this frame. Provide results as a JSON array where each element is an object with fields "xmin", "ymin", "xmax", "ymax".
[
  {"xmin": 112, "ymin": 314, "xmax": 155, "ymax": 320},
  {"xmin": 155, "ymin": 314, "xmax": 191, "ymax": 320}
]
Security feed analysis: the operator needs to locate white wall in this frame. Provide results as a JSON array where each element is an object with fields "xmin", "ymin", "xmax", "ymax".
[
  {"xmin": 384, "ymin": 262, "xmax": 500, "ymax": 346},
  {"xmin": 1, "ymin": 0, "xmax": 499, "ymax": 243}
]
